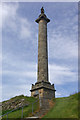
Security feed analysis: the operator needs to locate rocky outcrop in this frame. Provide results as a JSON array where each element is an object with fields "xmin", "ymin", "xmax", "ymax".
[{"xmin": 2, "ymin": 95, "xmax": 29, "ymax": 111}]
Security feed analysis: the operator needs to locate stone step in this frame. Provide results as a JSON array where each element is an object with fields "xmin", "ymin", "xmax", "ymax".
[{"xmin": 26, "ymin": 117, "xmax": 39, "ymax": 120}]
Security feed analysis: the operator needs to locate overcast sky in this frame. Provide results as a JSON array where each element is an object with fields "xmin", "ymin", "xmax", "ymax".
[
  {"xmin": 1, "ymin": 0, "xmax": 79, "ymax": 2},
  {"xmin": 0, "ymin": 2, "xmax": 78, "ymax": 102}
]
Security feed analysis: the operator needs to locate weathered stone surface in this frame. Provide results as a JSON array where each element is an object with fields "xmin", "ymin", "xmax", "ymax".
[
  {"xmin": 32, "ymin": 98, "xmax": 54, "ymax": 118},
  {"xmin": 2, "ymin": 95, "xmax": 29, "ymax": 111},
  {"xmin": 38, "ymin": 20, "xmax": 48, "ymax": 83},
  {"xmin": 30, "ymin": 7, "xmax": 56, "ymax": 110}
]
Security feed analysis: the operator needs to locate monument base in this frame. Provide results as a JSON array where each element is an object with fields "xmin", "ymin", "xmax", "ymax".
[{"xmin": 30, "ymin": 81, "xmax": 56, "ymax": 99}]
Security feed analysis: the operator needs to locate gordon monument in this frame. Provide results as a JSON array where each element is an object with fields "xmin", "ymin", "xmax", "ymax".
[{"xmin": 30, "ymin": 7, "xmax": 56, "ymax": 104}]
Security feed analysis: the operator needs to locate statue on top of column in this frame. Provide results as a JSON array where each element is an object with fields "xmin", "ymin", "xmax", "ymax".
[{"xmin": 41, "ymin": 7, "xmax": 44, "ymax": 14}]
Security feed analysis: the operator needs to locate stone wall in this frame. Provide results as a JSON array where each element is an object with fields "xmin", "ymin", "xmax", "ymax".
[
  {"xmin": 43, "ymin": 88, "xmax": 55, "ymax": 99},
  {"xmin": 31, "ymin": 87, "xmax": 55, "ymax": 100}
]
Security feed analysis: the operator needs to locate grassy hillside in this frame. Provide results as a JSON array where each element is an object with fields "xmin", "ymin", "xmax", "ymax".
[
  {"xmin": 44, "ymin": 93, "xmax": 78, "ymax": 118},
  {"xmin": 1, "ymin": 93, "xmax": 79, "ymax": 119},
  {"xmin": 1, "ymin": 95, "xmax": 39, "ymax": 118}
]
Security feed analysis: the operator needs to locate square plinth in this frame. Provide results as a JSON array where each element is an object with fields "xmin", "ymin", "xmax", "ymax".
[{"xmin": 30, "ymin": 81, "xmax": 56, "ymax": 99}]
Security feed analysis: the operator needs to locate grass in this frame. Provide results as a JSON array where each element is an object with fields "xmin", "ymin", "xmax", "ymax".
[
  {"xmin": 2, "ymin": 103, "xmax": 38, "ymax": 118},
  {"xmin": 2, "ymin": 95, "xmax": 39, "ymax": 118},
  {"xmin": 43, "ymin": 93, "xmax": 78, "ymax": 118},
  {"xmin": 1, "ymin": 93, "xmax": 79, "ymax": 119}
]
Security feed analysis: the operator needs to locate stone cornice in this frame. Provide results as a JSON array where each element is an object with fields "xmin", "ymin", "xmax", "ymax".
[
  {"xmin": 35, "ymin": 13, "xmax": 50, "ymax": 23},
  {"xmin": 30, "ymin": 81, "xmax": 56, "ymax": 92}
]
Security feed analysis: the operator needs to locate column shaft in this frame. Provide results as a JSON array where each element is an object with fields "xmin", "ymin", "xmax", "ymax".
[{"xmin": 37, "ymin": 19, "xmax": 48, "ymax": 82}]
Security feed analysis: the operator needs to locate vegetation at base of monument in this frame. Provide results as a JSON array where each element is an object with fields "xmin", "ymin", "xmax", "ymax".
[
  {"xmin": 1, "ymin": 93, "xmax": 79, "ymax": 118},
  {"xmin": 2, "ymin": 95, "xmax": 39, "ymax": 118},
  {"xmin": 43, "ymin": 92, "xmax": 79, "ymax": 118}
]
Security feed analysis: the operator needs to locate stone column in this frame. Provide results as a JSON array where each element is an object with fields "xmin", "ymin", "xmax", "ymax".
[
  {"xmin": 30, "ymin": 7, "xmax": 56, "ymax": 101},
  {"xmin": 35, "ymin": 7, "xmax": 50, "ymax": 83}
]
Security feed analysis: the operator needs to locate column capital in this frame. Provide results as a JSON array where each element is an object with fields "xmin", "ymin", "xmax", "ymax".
[{"xmin": 35, "ymin": 7, "xmax": 50, "ymax": 23}]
